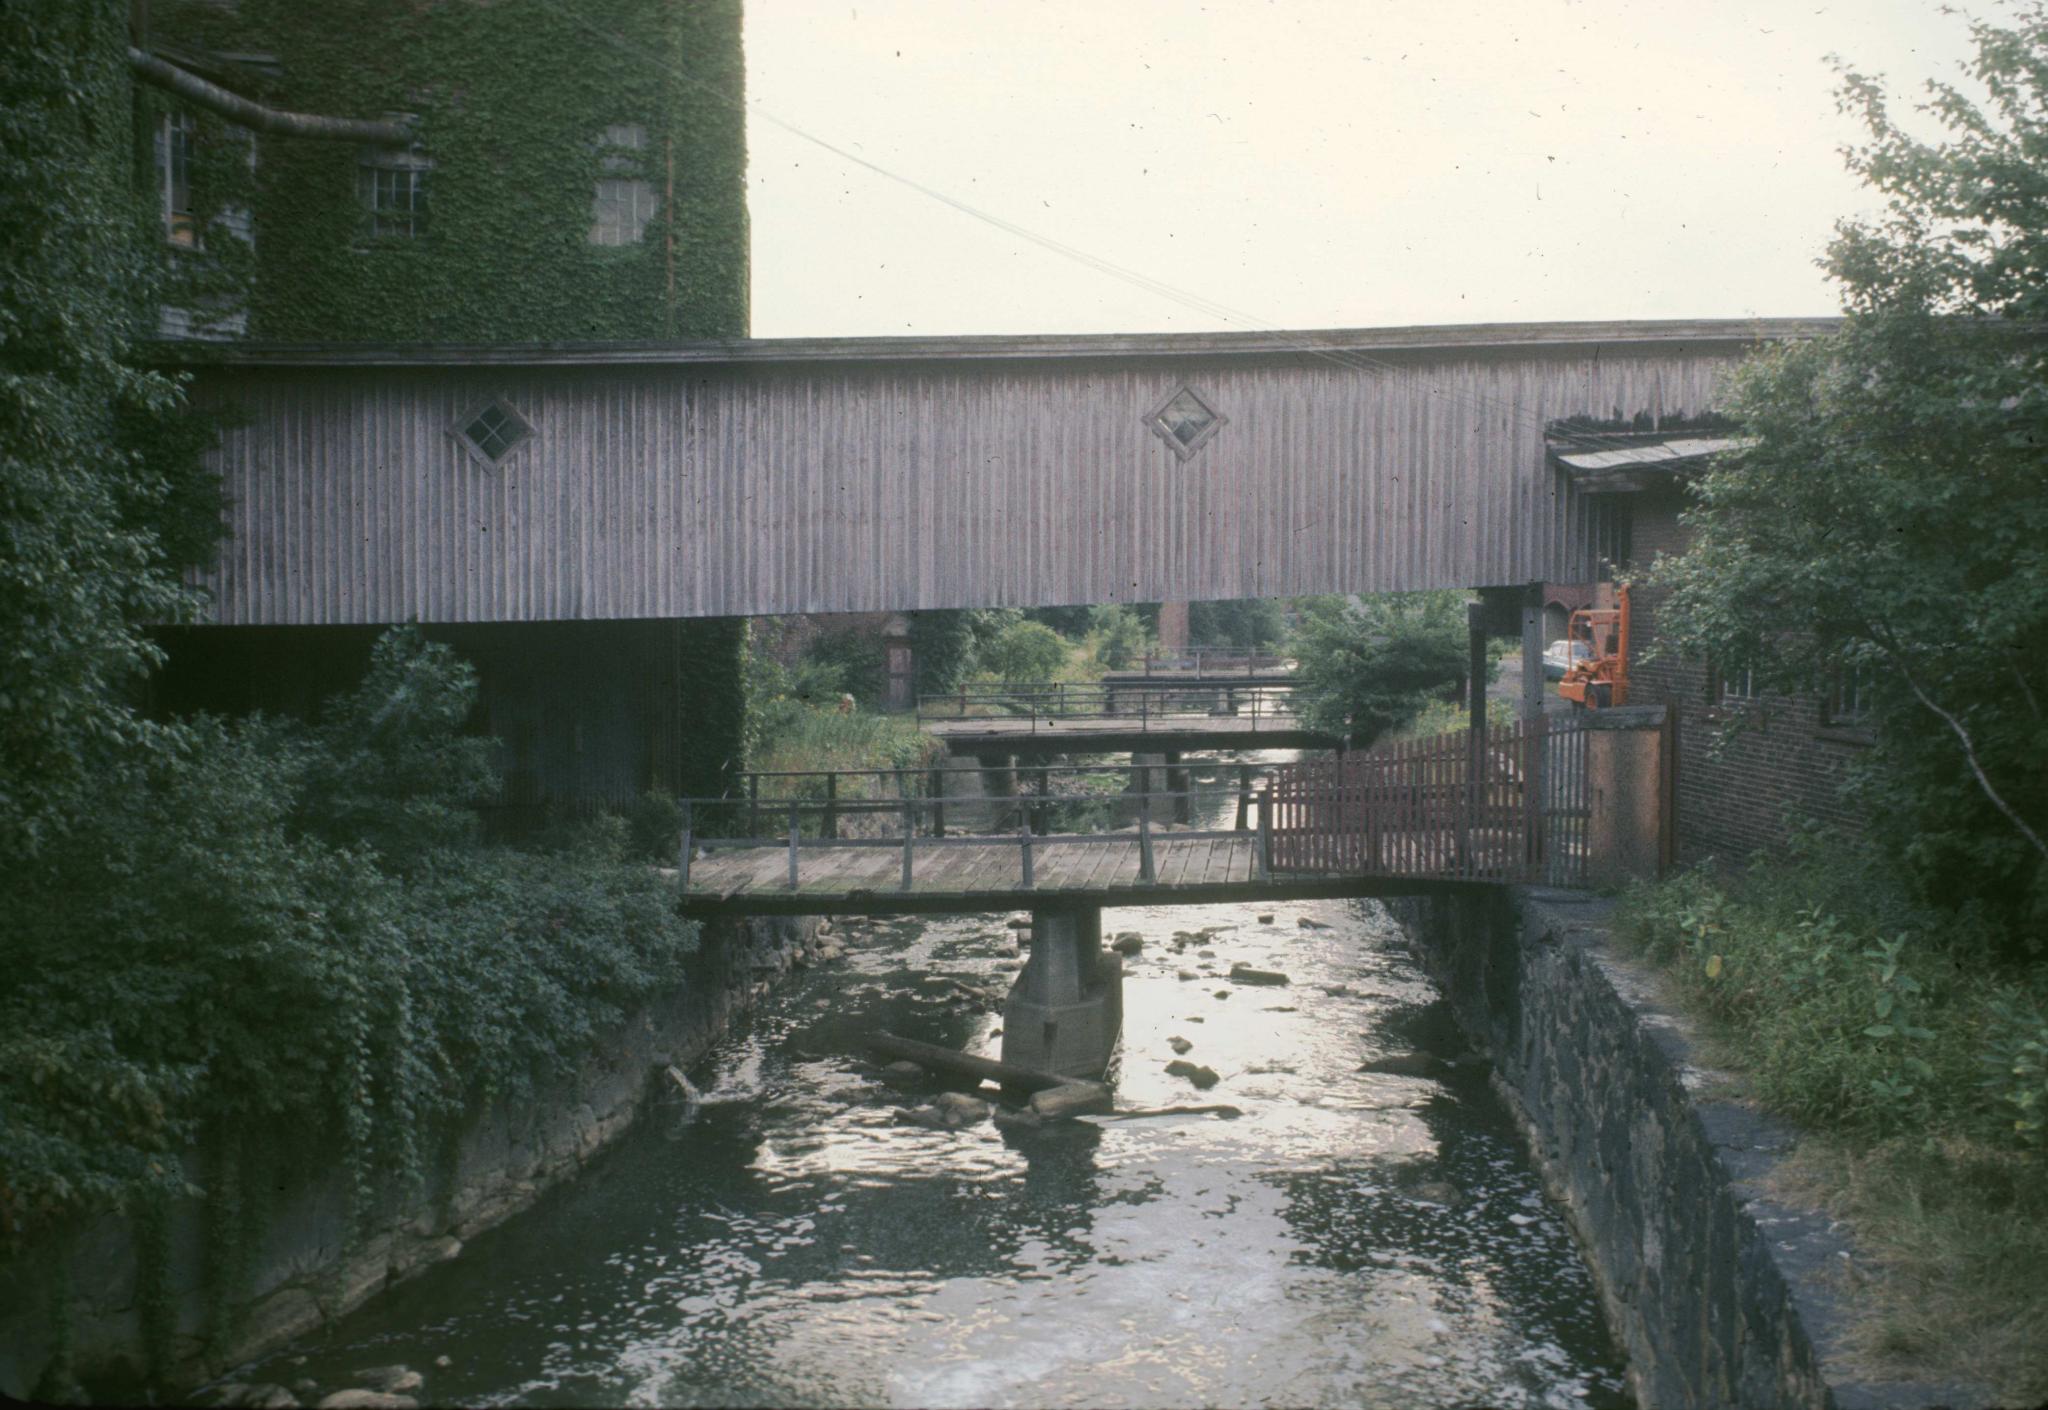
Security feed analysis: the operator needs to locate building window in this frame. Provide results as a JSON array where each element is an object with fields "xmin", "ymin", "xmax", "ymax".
[
  {"xmin": 1146, "ymin": 385, "xmax": 1227, "ymax": 461},
  {"xmin": 1825, "ymin": 664, "xmax": 1876, "ymax": 726},
  {"xmin": 453, "ymin": 399, "xmax": 534, "ymax": 467},
  {"xmin": 359, "ymin": 147, "xmax": 430, "ymax": 239},
  {"xmin": 1715, "ymin": 664, "xmax": 1758, "ymax": 705},
  {"xmin": 1592, "ymin": 498, "xmax": 1633, "ymax": 578},
  {"xmin": 590, "ymin": 123, "xmax": 657, "ymax": 246},
  {"xmin": 158, "ymin": 113, "xmax": 198, "ymax": 247}
]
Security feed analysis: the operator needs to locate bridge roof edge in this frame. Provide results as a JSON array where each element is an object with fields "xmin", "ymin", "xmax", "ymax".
[{"xmin": 145, "ymin": 316, "xmax": 1845, "ymax": 369}]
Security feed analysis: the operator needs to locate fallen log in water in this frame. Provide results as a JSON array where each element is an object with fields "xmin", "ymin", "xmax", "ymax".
[
  {"xmin": 865, "ymin": 1032, "xmax": 1069, "ymax": 1093},
  {"xmin": 1098, "ymin": 1104, "xmax": 1243, "ymax": 1121},
  {"xmin": 1027, "ymin": 1082, "xmax": 1114, "ymax": 1118}
]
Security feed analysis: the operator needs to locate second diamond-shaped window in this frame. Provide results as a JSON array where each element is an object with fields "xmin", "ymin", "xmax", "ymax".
[
  {"xmin": 455, "ymin": 400, "xmax": 533, "ymax": 466},
  {"xmin": 1147, "ymin": 386, "xmax": 1226, "ymax": 460}
]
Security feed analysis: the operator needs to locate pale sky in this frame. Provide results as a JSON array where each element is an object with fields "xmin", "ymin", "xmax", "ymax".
[{"xmin": 743, "ymin": 0, "xmax": 1983, "ymax": 338}]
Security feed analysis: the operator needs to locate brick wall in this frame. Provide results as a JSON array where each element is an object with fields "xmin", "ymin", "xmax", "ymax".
[{"xmin": 1624, "ymin": 488, "xmax": 1868, "ymax": 866}]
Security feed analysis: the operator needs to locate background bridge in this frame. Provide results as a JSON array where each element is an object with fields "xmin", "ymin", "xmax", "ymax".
[{"xmin": 913, "ymin": 681, "xmax": 1333, "ymax": 755}]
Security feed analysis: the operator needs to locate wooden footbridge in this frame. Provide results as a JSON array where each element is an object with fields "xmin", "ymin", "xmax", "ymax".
[{"xmin": 672, "ymin": 712, "xmax": 1640, "ymax": 917}]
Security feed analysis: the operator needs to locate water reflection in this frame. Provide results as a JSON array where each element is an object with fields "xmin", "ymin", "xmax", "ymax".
[{"xmin": 220, "ymin": 755, "xmax": 1631, "ymax": 1409}]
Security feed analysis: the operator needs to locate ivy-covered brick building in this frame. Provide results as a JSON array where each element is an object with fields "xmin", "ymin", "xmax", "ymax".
[{"xmin": 134, "ymin": 0, "xmax": 753, "ymax": 821}]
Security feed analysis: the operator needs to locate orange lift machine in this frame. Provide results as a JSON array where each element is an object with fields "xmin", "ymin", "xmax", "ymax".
[{"xmin": 1558, "ymin": 586, "xmax": 1631, "ymax": 709}]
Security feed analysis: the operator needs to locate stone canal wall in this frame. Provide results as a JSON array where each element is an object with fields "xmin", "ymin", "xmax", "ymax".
[
  {"xmin": 0, "ymin": 914, "xmax": 824, "ymax": 1402},
  {"xmin": 1393, "ymin": 888, "xmax": 1981, "ymax": 1410}
]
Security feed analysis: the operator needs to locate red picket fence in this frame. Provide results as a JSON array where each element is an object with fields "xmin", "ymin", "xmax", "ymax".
[{"xmin": 1266, "ymin": 714, "xmax": 1590, "ymax": 885}]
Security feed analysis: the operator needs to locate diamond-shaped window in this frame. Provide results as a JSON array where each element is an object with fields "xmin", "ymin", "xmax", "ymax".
[
  {"xmin": 1146, "ymin": 386, "xmax": 1227, "ymax": 460},
  {"xmin": 454, "ymin": 399, "xmax": 533, "ymax": 466}
]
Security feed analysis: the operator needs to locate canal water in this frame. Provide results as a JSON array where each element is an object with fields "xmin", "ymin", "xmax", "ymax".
[{"xmin": 221, "ymin": 764, "xmax": 1631, "ymax": 1409}]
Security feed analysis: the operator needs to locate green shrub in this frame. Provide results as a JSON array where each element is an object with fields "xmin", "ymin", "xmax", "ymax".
[
  {"xmin": 1189, "ymin": 597, "xmax": 1285, "ymax": 651},
  {"xmin": 1286, "ymin": 592, "xmax": 1474, "ymax": 747},
  {"xmin": 1980, "ymin": 992, "xmax": 2048, "ymax": 1152},
  {"xmin": 0, "ymin": 629, "xmax": 700, "ymax": 1250},
  {"xmin": 1615, "ymin": 840, "xmax": 2044, "ymax": 1150},
  {"xmin": 1084, "ymin": 604, "xmax": 1150, "ymax": 670},
  {"xmin": 978, "ymin": 620, "xmax": 1069, "ymax": 683}
]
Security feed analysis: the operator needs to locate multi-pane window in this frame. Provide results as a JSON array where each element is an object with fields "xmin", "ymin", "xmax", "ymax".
[
  {"xmin": 1146, "ymin": 385, "xmax": 1227, "ymax": 460},
  {"xmin": 1716, "ymin": 665, "xmax": 1758, "ymax": 704},
  {"xmin": 1827, "ymin": 664, "xmax": 1875, "ymax": 725},
  {"xmin": 359, "ymin": 149, "xmax": 430, "ymax": 239},
  {"xmin": 454, "ymin": 400, "xmax": 534, "ymax": 467},
  {"xmin": 158, "ymin": 113, "xmax": 198, "ymax": 247},
  {"xmin": 590, "ymin": 123, "xmax": 657, "ymax": 246},
  {"xmin": 1592, "ymin": 498, "xmax": 1633, "ymax": 578}
]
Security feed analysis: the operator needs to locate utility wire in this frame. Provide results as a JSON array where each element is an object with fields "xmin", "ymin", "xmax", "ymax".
[{"xmin": 538, "ymin": 0, "xmax": 1776, "ymax": 455}]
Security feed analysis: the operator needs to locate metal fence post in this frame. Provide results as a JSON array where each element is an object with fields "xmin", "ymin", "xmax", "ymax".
[
  {"xmin": 1138, "ymin": 809, "xmax": 1156, "ymax": 884},
  {"xmin": 748, "ymin": 773, "xmax": 760, "ymax": 838},
  {"xmin": 1020, "ymin": 825, "xmax": 1035, "ymax": 889},
  {"xmin": 823, "ymin": 772, "xmax": 839, "ymax": 840},
  {"xmin": 786, "ymin": 801, "xmax": 800, "ymax": 890},
  {"xmin": 929, "ymin": 766, "xmax": 945, "ymax": 836},
  {"xmin": 902, "ymin": 796, "xmax": 915, "ymax": 890}
]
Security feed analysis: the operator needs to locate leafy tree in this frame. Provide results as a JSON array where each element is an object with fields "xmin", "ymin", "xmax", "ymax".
[
  {"xmin": 908, "ymin": 607, "xmax": 1017, "ymax": 696},
  {"xmin": 1085, "ymin": 604, "xmax": 1151, "ymax": 669},
  {"xmin": 979, "ymin": 620, "xmax": 1069, "ymax": 683},
  {"xmin": 0, "ymin": 0, "xmax": 221, "ymax": 859},
  {"xmin": 1023, "ymin": 605, "xmax": 1094, "ymax": 636},
  {"xmin": 1189, "ymin": 598, "xmax": 1286, "ymax": 651},
  {"xmin": 1652, "ymin": 7, "xmax": 2048, "ymax": 941},
  {"xmin": 1286, "ymin": 592, "xmax": 1472, "ymax": 746}
]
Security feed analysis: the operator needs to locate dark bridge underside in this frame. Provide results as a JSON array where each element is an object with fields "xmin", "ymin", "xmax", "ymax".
[
  {"xmin": 928, "ymin": 720, "xmax": 1339, "ymax": 756},
  {"xmin": 675, "ymin": 871, "xmax": 1488, "ymax": 918}
]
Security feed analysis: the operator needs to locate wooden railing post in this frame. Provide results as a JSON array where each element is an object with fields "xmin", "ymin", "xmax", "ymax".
[
  {"xmin": 748, "ymin": 772, "xmax": 760, "ymax": 838},
  {"xmin": 1020, "ymin": 825, "xmax": 1035, "ymax": 888},
  {"xmin": 678, "ymin": 799, "xmax": 693, "ymax": 890},
  {"xmin": 901, "ymin": 795, "xmax": 915, "ymax": 890},
  {"xmin": 786, "ymin": 801, "xmax": 800, "ymax": 891},
  {"xmin": 1235, "ymin": 765, "xmax": 1252, "ymax": 831},
  {"xmin": 1138, "ymin": 808, "xmax": 1156, "ymax": 884},
  {"xmin": 929, "ymin": 766, "xmax": 945, "ymax": 836},
  {"xmin": 1257, "ymin": 786, "xmax": 1272, "ymax": 880},
  {"xmin": 823, "ymin": 771, "xmax": 839, "ymax": 840}
]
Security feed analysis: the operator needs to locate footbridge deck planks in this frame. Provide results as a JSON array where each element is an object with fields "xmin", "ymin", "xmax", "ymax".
[{"xmin": 674, "ymin": 832, "xmax": 1477, "ymax": 915}]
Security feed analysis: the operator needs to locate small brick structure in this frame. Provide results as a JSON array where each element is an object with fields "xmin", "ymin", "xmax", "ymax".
[{"xmin": 1546, "ymin": 468, "xmax": 1870, "ymax": 869}]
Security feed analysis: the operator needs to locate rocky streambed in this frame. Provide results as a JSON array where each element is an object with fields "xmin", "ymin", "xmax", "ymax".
[{"xmin": 206, "ymin": 886, "xmax": 1632, "ymax": 1409}]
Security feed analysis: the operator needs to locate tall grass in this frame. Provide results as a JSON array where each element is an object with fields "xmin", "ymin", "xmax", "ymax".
[{"xmin": 1613, "ymin": 837, "xmax": 2048, "ymax": 1400}]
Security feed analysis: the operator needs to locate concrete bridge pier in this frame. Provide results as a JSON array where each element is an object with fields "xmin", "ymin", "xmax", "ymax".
[
  {"xmin": 1000, "ymin": 903, "xmax": 1122, "ymax": 1080},
  {"xmin": 1163, "ymin": 751, "xmax": 1194, "ymax": 825}
]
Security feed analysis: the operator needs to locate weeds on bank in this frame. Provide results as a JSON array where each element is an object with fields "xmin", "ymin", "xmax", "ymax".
[{"xmin": 1613, "ymin": 838, "xmax": 2048, "ymax": 1400}]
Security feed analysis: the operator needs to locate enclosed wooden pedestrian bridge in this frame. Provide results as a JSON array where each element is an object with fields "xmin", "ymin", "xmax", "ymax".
[
  {"xmin": 673, "ymin": 709, "xmax": 1668, "ymax": 918},
  {"xmin": 167, "ymin": 319, "xmax": 1833, "ymax": 626}
]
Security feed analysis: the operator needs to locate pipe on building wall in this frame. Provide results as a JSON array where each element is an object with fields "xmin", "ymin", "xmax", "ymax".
[{"xmin": 126, "ymin": 46, "xmax": 413, "ymax": 145}]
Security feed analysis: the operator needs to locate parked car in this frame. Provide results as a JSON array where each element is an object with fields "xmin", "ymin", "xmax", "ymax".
[{"xmin": 1542, "ymin": 637, "xmax": 1592, "ymax": 681}]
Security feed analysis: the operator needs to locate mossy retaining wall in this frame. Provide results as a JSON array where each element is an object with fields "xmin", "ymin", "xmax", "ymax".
[
  {"xmin": 0, "ymin": 913, "xmax": 820, "ymax": 1403},
  {"xmin": 1392, "ymin": 888, "xmax": 1985, "ymax": 1410}
]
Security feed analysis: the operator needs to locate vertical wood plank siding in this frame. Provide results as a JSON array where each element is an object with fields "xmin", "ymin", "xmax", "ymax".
[{"xmin": 190, "ymin": 336, "xmax": 1754, "ymax": 625}]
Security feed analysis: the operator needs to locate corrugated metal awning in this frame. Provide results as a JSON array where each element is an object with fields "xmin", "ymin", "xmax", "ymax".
[{"xmin": 1547, "ymin": 435, "xmax": 1748, "ymax": 492}]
